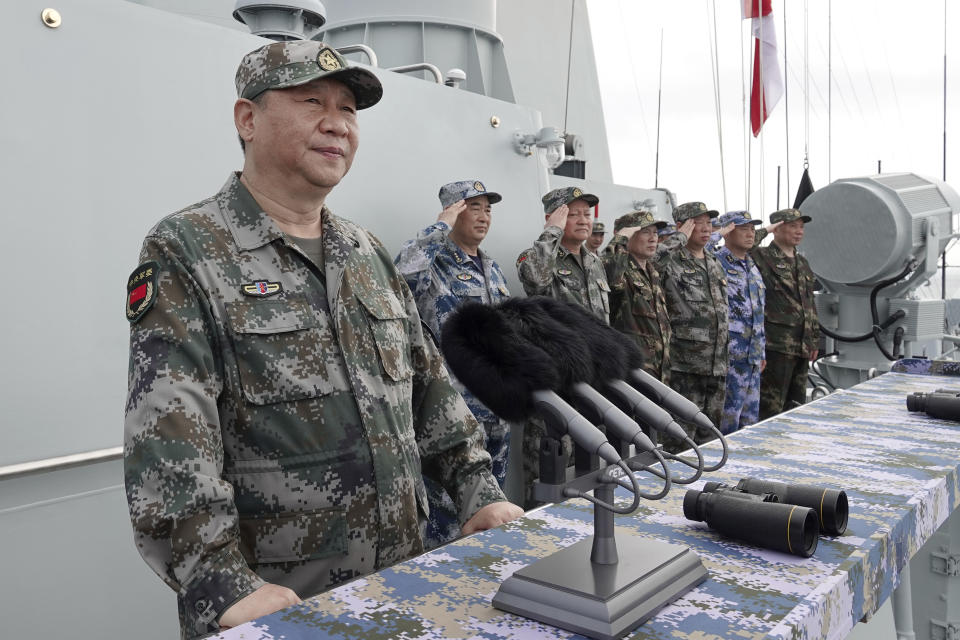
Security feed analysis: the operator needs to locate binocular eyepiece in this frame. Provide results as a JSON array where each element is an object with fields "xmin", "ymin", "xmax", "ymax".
[
  {"xmin": 684, "ymin": 484, "xmax": 819, "ymax": 558},
  {"xmin": 907, "ymin": 389, "xmax": 960, "ymax": 422},
  {"xmin": 683, "ymin": 478, "xmax": 849, "ymax": 558}
]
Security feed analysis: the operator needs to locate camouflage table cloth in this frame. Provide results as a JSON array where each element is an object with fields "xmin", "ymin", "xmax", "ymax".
[{"xmin": 215, "ymin": 367, "xmax": 960, "ymax": 639}]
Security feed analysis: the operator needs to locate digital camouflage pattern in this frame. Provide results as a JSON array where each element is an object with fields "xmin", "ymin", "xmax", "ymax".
[
  {"xmin": 540, "ymin": 186, "xmax": 599, "ymax": 213},
  {"xmin": 656, "ymin": 245, "xmax": 729, "ymax": 378},
  {"xmin": 672, "ymin": 201, "xmax": 719, "ymax": 223},
  {"xmin": 516, "ymin": 225, "xmax": 611, "ymax": 323},
  {"xmin": 770, "ymin": 207, "xmax": 812, "ymax": 224},
  {"xmin": 211, "ymin": 369, "xmax": 960, "ymax": 640},
  {"xmin": 751, "ymin": 228, "xmax": 819, "ymax": 358},
  {"xmin": 603, "ymin": 249, "xmax": 672, "ymax": 384},
  {"xmin": 394, "ymin": 220, "xmax": 511, "ymax": 424},
  {"xmin": 714, "ymin": 245, "xmax": 766, "ymax": 433},
  {"xmin": 437, "ymin": 180, "xmax": 501, "ymax": 208},
  {"xmin": 124, "ymin": 174, "xmax": 505, "ymax": 638},
  {"xmin": 761, "ymin": 352, "xmax": 812, "ymax": 419},
  {"xmin": 235, "ymin": 40, "xmax": 383, "ymax": 108},
  {"xmin": 394, "ymin": 220, "xmax": 513, "ymax": 548}
]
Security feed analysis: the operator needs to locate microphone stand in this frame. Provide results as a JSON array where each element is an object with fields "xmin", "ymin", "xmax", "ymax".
[{"xmin": 492, "ymin": 392, "xmax": 708, "ymax": 640}]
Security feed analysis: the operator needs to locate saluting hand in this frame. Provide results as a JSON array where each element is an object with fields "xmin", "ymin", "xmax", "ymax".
[
  {"xmin": 719, "ymin": 222, "xmax": 736, "ymax": 237},
  {"xmin": 438, "ymin": 200, "xmax": 467, "ymax": 227},
  {"xmin": 616, "ymin": 226, "xmax": 643, "ymax": 238},
  {"xmin": 765, "ymin": 220, "xmax": 784, "ymax": 234},
  {"xmin": 678, "ymin": 219, "xmax": 696, "ymax": 238},
  {"xmin": 545, "ymin": 204, "xmax": 569, "ymax": 230}
]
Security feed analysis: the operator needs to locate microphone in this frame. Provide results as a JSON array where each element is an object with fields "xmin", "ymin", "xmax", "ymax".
[
  {"xmin": 440, "ymin": 302, "xmax": 618, "ymax": 462},
  {"xmin": 525, "ymin": 296, "xmax": 725, "ymax": 475},
  {"xmin": 496, "ymin": 298, "xmax": 657, "ymax": 456},
  {"xmin": 629, "ymin": 368, "xmax": 715, "ymax": 434}
]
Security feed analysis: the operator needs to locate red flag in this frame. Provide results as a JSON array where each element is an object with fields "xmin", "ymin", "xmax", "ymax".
[{"xmin": 742, "ymin": 0, "xmax": 783, "ymax": 136}]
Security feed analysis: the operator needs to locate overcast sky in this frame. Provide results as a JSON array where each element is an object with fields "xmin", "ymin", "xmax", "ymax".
[{"xmin": 588, "ymin": 0, "xmax": 960, "ymax": 221}]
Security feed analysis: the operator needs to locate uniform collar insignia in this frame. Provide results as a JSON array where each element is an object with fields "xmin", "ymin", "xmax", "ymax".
[{"xmin": 242, "ymin": 281, "xmax": 283, "ymax": 297}]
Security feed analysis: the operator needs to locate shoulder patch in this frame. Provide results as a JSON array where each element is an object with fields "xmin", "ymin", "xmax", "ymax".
[
  {"xmin": 126, "ymin": 261, "xmax": 160, "ymax": 323},
  {"xmin": 517, "ymin": 253, "xmax": 529, "ymax": 265}
]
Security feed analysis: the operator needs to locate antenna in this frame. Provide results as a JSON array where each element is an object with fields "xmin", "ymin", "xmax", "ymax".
[{"xmin": 655, "ymin": 28, "xmax": 664, "ymax": 188}]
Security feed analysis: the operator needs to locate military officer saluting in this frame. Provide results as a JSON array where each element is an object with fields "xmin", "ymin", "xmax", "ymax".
[
  {"xmin": 394, "ymin": 180, "xmax": 512, "ymax": 548},
  {"xmin": 751, "ymin": 208, "xmax": 820, "ymax": 419},
  {"xmin": 656, "ymin": 201, "xmax": 729, "ymax": 448},
  {"xmin": 713, "ymin": 211, "xmax": 766, "ymax": 434},
  {"xmin": 123, "ymin": 41, "xmax": 520, "ymax": 638},
  {"xmin": 603, "ymin": 209, "xmax": 671, "ymax": 384},
  {"xmin": 586, "ymin": 220, "xmax": 607, "ymax": 255},
  {"xmin": 517, "ymin": 186, "xmax": 610, "ymax": 323}
]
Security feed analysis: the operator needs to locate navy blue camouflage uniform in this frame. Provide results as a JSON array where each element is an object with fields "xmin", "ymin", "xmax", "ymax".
[
  {"xmin": 710, "ymin": 212, "xmax": 766, "ymax": 433},
  {"xmin": 395, "ymin": 180, "xmax": 511, "ymax": 549}
]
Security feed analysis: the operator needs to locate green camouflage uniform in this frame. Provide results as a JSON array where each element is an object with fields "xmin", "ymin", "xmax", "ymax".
[
  {"xmin": 751, "ymin": 210, "xmax": 820, "ymax": 418},
  {"xmin": 124, "ymin": 174, "xmax": 505, "ymax": 638},
  {"xmin": 603, "ymin": 211, "xmax": 671, "ymax": 384},
  {"xmin": 656, "ymin": 202, "xmax": 729, "ymax": 449},
  {"xmin": 516, "ymin": 187, "xmax": 610, "ymax": 323}
]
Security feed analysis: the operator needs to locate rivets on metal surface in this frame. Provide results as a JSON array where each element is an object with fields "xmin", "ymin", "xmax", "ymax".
[
  {"xmin": 42, "ymin": 8, "xmax": 62, "ymax": 28},
  {"xmin": 490, "ymin": 116, "xmax": 501, "ymax": 128}
]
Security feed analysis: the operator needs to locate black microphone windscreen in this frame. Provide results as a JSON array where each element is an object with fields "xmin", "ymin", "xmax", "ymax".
[
  {"xmin": 529, "ymin": 296, "xmax": 642, "ymax": 380},
  {"xmin": 440, "ymin": 302, "xmax": 560, "ymax": 422},
  {"xmin": 496, "ymin": 297, "xmax": 595, "ymax": 389}
]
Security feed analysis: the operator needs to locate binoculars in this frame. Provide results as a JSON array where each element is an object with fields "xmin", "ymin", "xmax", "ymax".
[
  {"xmin": 906, "ymin": 389, "xmax": 960, "ymax": 421},
  {"xmin": 683, "ymin": 478, "xmax": 849, "ymax": 558}
]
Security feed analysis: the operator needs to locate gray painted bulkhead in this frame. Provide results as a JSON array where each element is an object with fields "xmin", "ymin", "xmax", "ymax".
[{"xmin": 1, "ymin": 0, "xmax": 655, "ymax": 636}]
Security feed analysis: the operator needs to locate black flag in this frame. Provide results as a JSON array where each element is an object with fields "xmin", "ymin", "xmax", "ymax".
[{"xmin": 793, "ymin": 167, "xmax": 815, "ymax": 208}]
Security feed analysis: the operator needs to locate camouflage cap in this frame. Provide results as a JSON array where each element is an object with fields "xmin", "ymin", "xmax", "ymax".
[
  {"xmin": 235, "ymin": 40, "xmax": 383, "ymax": 109},
  {"xmin": 542, "ymin": 187, "xmax": 599, "ymax": 213},
  {"xmin": 673, "ymin": 201, "xmax": 719, "ymax": 223},
  {"xmin": 614, "ymin": 210, "xmax": 667, "ymax": 233},
  {"xmin": 770, "ymin": 207, "xmax": 812, "ymax": 224},
  {"xmin": 717, "ymin": 210, "xmax": 761, "ymax": 227},
  {"xmin": 438, "ymin": 180, "xmax": 502, "ymax": 209},
  {"xmin": 658, "ymin": 222, "xmax": 677, "ymax": 237},
  {"xmin": 592, "ymin": 221, "xmax": 607, "ymax": 234}
]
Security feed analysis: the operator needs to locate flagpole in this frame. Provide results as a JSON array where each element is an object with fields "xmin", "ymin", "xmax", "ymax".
[
  {"xmin": 943, "ymin": 0, "xmax": 947, "ymax": 299},
  {"xmin": 655, "ymin": 28, "xmax": 663, "ymax": 189},
  {"xmin": 783, "ymin": 0, "xmax": 790, "ymax": 203}
]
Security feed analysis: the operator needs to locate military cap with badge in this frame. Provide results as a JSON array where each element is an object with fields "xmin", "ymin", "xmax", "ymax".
[
  {"xmin": 717, "ymin": 210, "xmax": 762, "ymax": 228},
  {"xmin": 438, "ymin": 180, "xmax": 502, "ymax": 208},
  {"xmin": 770, "ymin": 208, "xmax": 812, "ymax": 224},
  {"xmin": 542, "ymin": 186, "xmax": 599, "ymax": 213},
  {"xmin": 592, "ymin": 221, "xmax": 607, "ymax": 234},
  {"xmin": 235, "ymin": 40, "xmax": 383, "ymax": 108},
  {"xmin": 673, "ymin": 201, "xmax": 719, "ymax": 223},
  {"xmin": 614, "ymin": 209, "xmax": 667, "ymax": 233}
]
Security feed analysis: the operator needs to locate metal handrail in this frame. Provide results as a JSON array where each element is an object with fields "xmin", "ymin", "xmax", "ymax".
[
  {"xmin": 387, "ymin": 63, "xmax": 443, "ymax": 84},
  {"xmin": 336, "ymin": 44, "xmax": 378, "ymax": 68},
  {"xmin": 0, "ymin": 446, "xmax": 122, "ymax": 481}
]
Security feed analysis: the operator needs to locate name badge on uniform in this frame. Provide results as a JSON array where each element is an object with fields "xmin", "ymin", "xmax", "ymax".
[
  {"xmin": 684, "ymin": 268, "xmax": 697, "ymax": 274},
  {"xmin": 456, "ymin": 273, "xmax": 473, "ymax": 281},
  {"xmin": 727, "ymin": 269, "xmax": 738, "ymax": 275},
  {"xmin": 242, "ymin": 281, "xmax": 283, "ymax": 297},
  {"xmin": 557, "ymin": 268, "xmax": 573, "ymax": 276}
]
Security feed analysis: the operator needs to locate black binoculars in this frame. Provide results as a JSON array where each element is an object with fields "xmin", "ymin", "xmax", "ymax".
[
  {"xmin": 906, "ymin": 389, "xmax": 960, "ymax": 422},
  {"xmin": 683, "ymin": 478, "xmax": 849, "ymax": 558}
]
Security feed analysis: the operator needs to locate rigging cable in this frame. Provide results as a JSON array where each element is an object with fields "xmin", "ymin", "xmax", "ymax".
[
  {"xmin": 617, "ymin": 0, "xmax": 654, "ymax": 159},
  {"xmin": 562, "ymin": 0, "xmax": 576, "ymax": 134},
  {"xmin": 741, "ymin": 8, "xmax": 748, "ymax": 208},
  {"xmin": 803, "ymin": 0, "xmax": 810, "ymax": 172},
  {"xmin": 784, "ymin": 0, "xmax": 790, "ymax": 202},
  {"xmin": 707, "ymin": 0, "xmax": 728, "ymax": 211},
  {"xmin": 828, "ymin": 0, "xmax": 832, "ymax": 181}
]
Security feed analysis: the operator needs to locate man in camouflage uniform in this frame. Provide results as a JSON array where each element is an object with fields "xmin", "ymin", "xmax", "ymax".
[
  {"xmin": 586, "ymin": 220, "xmax": 607, "ymax": 255},
  {"xmin": 394, "ymin": 180, "xmax": 512, "ymax": 549},
  {"xmin": 123, "ymin": 41, "xmax": 520, "ymax": 638},
  {"xmin": 516, "ymin": 186, "xmax": 610, "ymax": 323},
  {"xmin": 603, "ymin": 210, "xmax": 671, "ymax": 383},
  {"xmin": 751, "ymin": 208, "xmax": 820, "ymax": 418},
  {"xmin": 656, "ymin": 201, "xmax": 729, "ymax": 449},
  {"xmin": 712, "ymin": 211, "xmax": 766, "ymax": 433}
]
